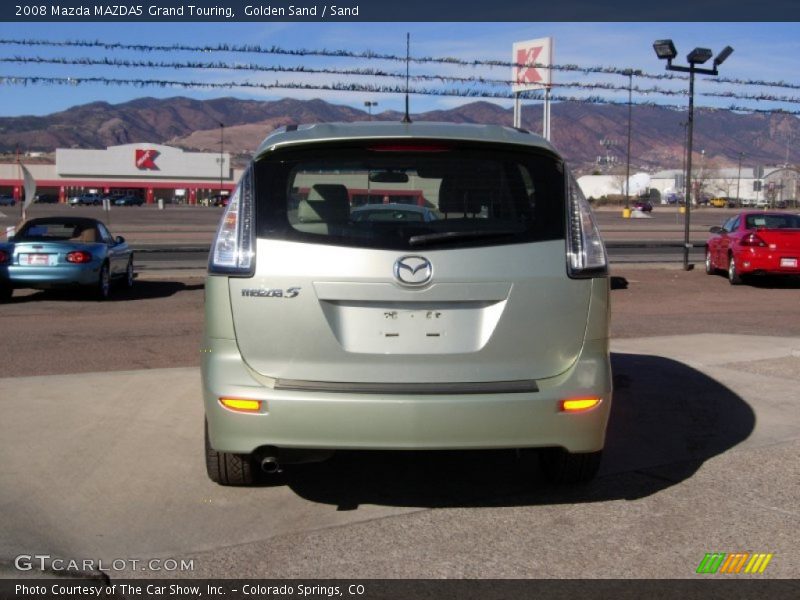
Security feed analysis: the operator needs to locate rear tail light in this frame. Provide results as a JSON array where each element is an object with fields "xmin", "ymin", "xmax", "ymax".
[
  {"xmin": 0, "ymin": 250, "xmax": 9, "ymax": 265},
  {"xmin": 66, "ymin": 251, "xmax": 93, "ymax": 263},
  {"xmin": 566, "ymin": 171, "xmax": 608, "ymax": 278},
  {"xmin": 740, "ymin": 233, "xmax": 767, "ymax": 247},
  {"xmin": 209, "ymin": 166, "xmax": 255, "ymax": 276}
]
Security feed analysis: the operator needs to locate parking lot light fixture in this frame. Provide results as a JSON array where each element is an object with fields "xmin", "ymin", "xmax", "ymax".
[
  {"xmin": 653, "ymin": 40, "xmax": 733, "ymax": 271},
  {"xmin": 714, "ymin": 46, "xmax": 734, "ymax": 68},
  {"xmin": 653, "ymin": 39, "xmax": 677, "ymax": 61},
  {"xmin": 687, "ymin": 47, "xmax": 713, "ymax": 65}
]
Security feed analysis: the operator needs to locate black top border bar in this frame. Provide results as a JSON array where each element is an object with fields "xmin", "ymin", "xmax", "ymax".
[{"xmin": 3, "ymin": 0, "xmax": 800, "ymax": 22}]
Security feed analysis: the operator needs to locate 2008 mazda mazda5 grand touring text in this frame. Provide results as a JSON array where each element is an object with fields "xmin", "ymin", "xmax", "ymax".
[{"xmin": 201, "ymin": 121, "xmax": 612, "ymax": 485}]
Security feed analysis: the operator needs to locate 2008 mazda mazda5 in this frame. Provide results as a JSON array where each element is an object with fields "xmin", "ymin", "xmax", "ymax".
[{"xmin": 202, "ymin": 121, "xmax": 612, "ymax": 485}]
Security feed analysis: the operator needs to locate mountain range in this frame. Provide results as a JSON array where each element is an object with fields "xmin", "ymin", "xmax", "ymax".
[{"xmin": 2, "ymin": 96, "xmax": 799, "ymax": 172}]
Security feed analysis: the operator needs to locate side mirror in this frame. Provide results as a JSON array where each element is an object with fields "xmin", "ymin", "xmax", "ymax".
[
  {"xmin": 115, "ymin": 236, "xmax": 125, "ymax": 245},
  {"xmin": 708, "ymin": 226, "xmax": 724, "ymax": 234}
]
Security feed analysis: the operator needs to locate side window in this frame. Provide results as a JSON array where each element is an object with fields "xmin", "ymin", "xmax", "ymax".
[{"xmin": 97, "ymin": 223, "xmax": 113, "ymax": 244}]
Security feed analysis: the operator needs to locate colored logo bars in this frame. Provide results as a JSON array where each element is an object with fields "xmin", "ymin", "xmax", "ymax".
[{"xmin": 696, "ymin": 552, "xmax": 774, "ymax": 574}]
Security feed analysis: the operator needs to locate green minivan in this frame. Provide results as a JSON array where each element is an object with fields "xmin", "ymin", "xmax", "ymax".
[{"xmin": 202, "ymin": 122, "xmax": 612, "ymax": 485}]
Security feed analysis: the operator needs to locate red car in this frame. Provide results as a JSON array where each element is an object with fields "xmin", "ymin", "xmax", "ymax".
[{"xmin": 705, "ymin": 212, "xmax": 800, "ymax": 284}]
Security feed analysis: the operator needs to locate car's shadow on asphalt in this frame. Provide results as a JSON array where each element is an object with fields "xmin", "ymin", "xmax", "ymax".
[
  {"xmin": 279, "ymin": 353, "xmax": 755, "ymax": 510},
  {"xmin": 6, "ymin": 280, "xmax": 204, "ymax": 303},
  {"xmin": 744, "ymin": 275, "xmax": 800, "ymax": 289}
]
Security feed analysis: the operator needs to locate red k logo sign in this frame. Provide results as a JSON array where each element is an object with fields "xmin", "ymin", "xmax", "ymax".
[
  {"xmin": 135, "ymin": 149, "xmax": 159, "ymax": 170},
  {"xmin": 516, "ymin": 46, "xmax": 543, "ymax": 84}
]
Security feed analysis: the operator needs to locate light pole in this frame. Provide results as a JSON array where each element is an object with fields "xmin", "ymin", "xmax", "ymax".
[
  {"xmin": 679, "ymin": 120, "xmax": 688, "ymax": 201},
  {"xmin": 624, "ymin": 69, "xmax": 641, "ymax": 211},
  {"xmin": 653, "ymin": 40, "xmax": 733, "ymax": 271},
  {"xmin": 698, "ymin": 149, "xmax": 706, "ymax": 203},
  {"xmin": 219, "ymin": 122, "xmax": 224, "ymax": 202},
  {"xmin": 364, "ymin": 101, "xmax": 378, "ymax": 121}
]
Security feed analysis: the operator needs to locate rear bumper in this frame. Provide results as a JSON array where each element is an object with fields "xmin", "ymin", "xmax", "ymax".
[
  {"xmin": 737, "ymin": 249, "xmax": 800, "ymax": 275},
  {"xmin": 202, "ymin": 336, "xmax": 612, "ymax": 455},
  {"xmin": 1, "ymin": 263, "xmax": 100, "ymax": 287}
]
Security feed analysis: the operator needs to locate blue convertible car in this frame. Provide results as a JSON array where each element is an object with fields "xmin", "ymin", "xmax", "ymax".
[{"xmin": 0, "ymin": 216, "xmax": 134, "ymax": 301}]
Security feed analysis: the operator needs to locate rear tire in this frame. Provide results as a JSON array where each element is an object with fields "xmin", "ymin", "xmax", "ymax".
[
  {"xmin": 205, "ymin": 419, "xmax": 255, "ymax": 486},
  {"xmin": 96, "ymin": 262, "xmax": 111, "ymax": 300},
  {"xmin": 728, "ymin": 255, "xmax": 743, "ymax": 285},
  {"xmin": 0, "ymin": 284, "xmax": 12, "ymax": 303},
  {"xmin": 124, "ymin": 257, "xmax": 135, "ymax": 289},
  {"xmin": 540, "ymin": 448, "xmax": 602, "ymax": 484},
  {"xmin": 705, "ymin": 249, "xmax": 715, "ymax": 275}
]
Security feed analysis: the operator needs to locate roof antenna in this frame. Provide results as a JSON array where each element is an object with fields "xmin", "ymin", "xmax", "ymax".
[{"xmin": 402, "ymin": 32, "xmax": 412, "ymax": 123}]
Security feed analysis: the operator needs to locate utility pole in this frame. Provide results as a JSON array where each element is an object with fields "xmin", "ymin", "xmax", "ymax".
[
  {"xmin": 219, "ymin": 122, "xmax": 224, "ymax": 202},
  {"xmin": 736, "ymin": 152, "xmax": 744, "ymax": 207}
]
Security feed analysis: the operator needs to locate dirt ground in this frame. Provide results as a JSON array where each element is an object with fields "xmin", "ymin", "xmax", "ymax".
[{"xmin": 610, "ymin": 265, "xmax": 800, "ymax": 339}]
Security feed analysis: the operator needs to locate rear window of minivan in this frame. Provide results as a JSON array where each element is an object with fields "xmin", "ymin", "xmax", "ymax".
[{"xmin": 254, "ymin": 142, "xmax": 565, "ymax": 251}]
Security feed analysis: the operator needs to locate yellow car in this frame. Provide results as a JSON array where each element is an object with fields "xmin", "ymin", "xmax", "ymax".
[{"xmin": 710, "ymin": 197, "xmax": 732, "ymax": 208}]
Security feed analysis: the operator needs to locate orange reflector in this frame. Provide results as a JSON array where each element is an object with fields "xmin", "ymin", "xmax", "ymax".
[
  {"xmin": 219, "ymin": 398, "xmax": 262, "ymax": 413},
  {"xmin": 561, "ymin": 398, "xmax": 601, "ymax": 412}
]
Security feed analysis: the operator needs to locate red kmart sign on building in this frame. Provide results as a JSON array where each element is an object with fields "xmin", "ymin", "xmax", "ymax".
[
  {"xmin": 57, "ymin": 143, "xmax": 228, "ymax": 180},
  {"xmin": 0, "ymin": 143, "xmax": 239, "ymax": 204}
]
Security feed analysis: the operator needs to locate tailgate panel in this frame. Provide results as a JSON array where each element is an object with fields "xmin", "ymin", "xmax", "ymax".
[{"xmin": 230, "ymin": 239, "xmax": 592, "ymax": 383}]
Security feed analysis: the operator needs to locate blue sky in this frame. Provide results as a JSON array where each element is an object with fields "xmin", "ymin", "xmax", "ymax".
[{"xmin": 1, "ymin": 22, "xmax": 799, "ymax": 117}]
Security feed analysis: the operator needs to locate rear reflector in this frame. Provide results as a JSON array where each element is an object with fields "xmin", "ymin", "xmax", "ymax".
[
  {"xmin": 0, "ymin": 250, "xmax": 8, "ymax": 264},
  {"xmin": 560, "ymin": 398, "xmax": 602, "ymax": 412},
  {"xmin": 219, "ymin": 398, "xmax": 262, "ymax": 413}
]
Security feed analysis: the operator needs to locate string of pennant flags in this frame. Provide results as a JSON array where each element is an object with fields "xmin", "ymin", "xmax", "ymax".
[
  {"xmin": 3, "ymin": 37, "xmax": 800, "ymax": 90},
  {"xmin": 2, "ymin": 73, "xmax": 797, "ymax": 117},
  {"xmin": 9, "ymin": 53, "xmax": 800, "ymax": 106},
  {"xmin": 0, "ymin": 55, "xmax": 699, "ymax": 96},
  {"xmin": 1, "ymin": 38, "xmax": 800, "ymax": 115}
]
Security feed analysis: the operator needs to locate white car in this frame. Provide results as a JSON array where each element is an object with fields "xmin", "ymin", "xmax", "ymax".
[{"xmin": 68, "ymin": 193, "xmax": 102, "ymax": 206}]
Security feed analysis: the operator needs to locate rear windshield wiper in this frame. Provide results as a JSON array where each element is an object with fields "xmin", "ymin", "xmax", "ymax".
[{"xmin": 408, "ymin": 229, "xmax": 522, "ymax": 247}]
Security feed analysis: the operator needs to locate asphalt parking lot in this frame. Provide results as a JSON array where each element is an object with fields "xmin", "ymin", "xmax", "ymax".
[
  {"xmin": 1, "ymin": 204, "xmax": 799, "ymax": 583},
  {"xmin": 0, "ymin": 266, "xmax": 799, "ymax": 582}
]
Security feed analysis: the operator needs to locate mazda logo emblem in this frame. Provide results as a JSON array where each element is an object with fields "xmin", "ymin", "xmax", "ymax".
[{"xmin": 394, "ymin": 256, "xmax": 433, "ymax": 286}]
